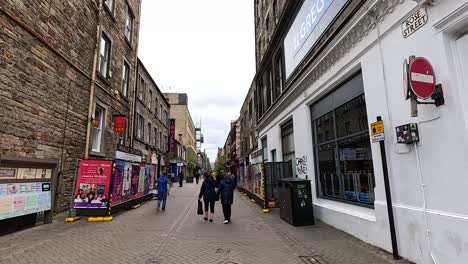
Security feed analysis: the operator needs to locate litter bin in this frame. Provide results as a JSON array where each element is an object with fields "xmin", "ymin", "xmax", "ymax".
[{"xmin": 278, "ymin": 178, "xmax": 315, "ymax": 226}]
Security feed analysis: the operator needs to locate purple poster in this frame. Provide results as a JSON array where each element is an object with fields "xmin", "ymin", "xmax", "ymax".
[
  {"xmin": 131, "ymin": 165, "xmax": 140, "ymax": 197},
  {"xmin": 112, "ymin": 160, "xmax": 125, "ymax": 205}
]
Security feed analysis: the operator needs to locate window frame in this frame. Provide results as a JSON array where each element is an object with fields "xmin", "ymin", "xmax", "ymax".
[
  {"xmin": 310, "ymin": 73, "xmax": 375, "ymax": 208},
  {"xmin": 104, "ymin": 0, "xmax": 115, "ymax": 15},
  {"xmin": 121, "ymin": 61, "xmax": 130, "ymax": 97},
  {"xmin": 98, "ymin": 32, "xmax": 112, "ymax": 78},
  {"xmin": 125, "ymin": 5, "xmax": 134, "ymax": 44},
  {"xmin": 91, "ymin": 103, "xmax": 106, "ymax": 153}
]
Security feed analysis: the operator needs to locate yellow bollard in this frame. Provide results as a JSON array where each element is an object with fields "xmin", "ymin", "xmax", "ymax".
[
  {"xmin": 65, "ymin": 216, "xmax": 81, "ymax": 222},
  {"xmin": 131, "ymin": 204, "xmax": 141, "ymax": 209},
  {"xmin": 262, "ymin": 208, "xmax": 270, "ymax": 213},
  {"xmin": 102, "ymin": 216, "xmax": 113, "ymax": 221},
  {"xmin": 251, "ymin": 199, "xmax": 256, "ymax": 203},
  {"xmin": 88, "ymin": 216, "xmax": 104, "ymax": 222}
]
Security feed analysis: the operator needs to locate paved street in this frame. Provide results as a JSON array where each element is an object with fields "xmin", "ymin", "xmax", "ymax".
[{"xmin": 0, "ymin": 183, "xmax": 411, "ymax": 264}]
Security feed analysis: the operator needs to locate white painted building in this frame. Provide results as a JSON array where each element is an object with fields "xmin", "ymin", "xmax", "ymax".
[{"xmin": 255, "ymin": 0, "xmax": 468, "ymax": 263}]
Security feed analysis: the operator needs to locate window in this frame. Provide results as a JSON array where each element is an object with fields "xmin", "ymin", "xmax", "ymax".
[
  {"xmin": 136, "ymin": 114, "xmax": 144, "ymax": 140},
  {"xmin": 159, "ymin": 131, "xmax": 162, "ymax": 150},
  {"xmin": 125, "ymin": 6, "xmax": 134, "ymax": 43},
  {"xmin": 154, "ymin": 98, "xmax": 158, "ymax": 116},
  {"xmin": 164, "ymin": 110, "xmax": 169, "ymax": 127},
  {"xmin": 274, "ymin": 53, "xmax": 283, "ymax": 99},
  {"xmin": 122, "ymin": 62, "xmax": 130, "ymax": 97},
  {"xmin": 148, "ymin": 90, "xmax": 152, "ymax": 110},
  {"xmin": 271, "ymin": 149, "xmax": 277, "ymax": 162},
  {"xmin": 159, "ymin": 104, "xmax": 163, "ymax": 120},
  {"xmin": 163, "ymin": 135, "xmax": 167, "ymax": 151},
  {"xmin": 273, "ymin": 0, "xmax": 278, "ymax": 22},
  {"xmin": 261, "ymin": 137, "xmax": 268, "ymax": 162},
  {"xmin": 98, "ymin": 33, "xmax": 111, "ymax": 77},
  {"xmin": 281, "ymin": 119, "xmax": 295, "ymax": 175},
  {"xmin": 311, "ymin": 73, "xmax": 375, "ymax": 206},
  {"xmin": 92, "ymin": 104, "xmax": 105, "ymax": 152},
  {"xmin": 104, "ymin": 0, "xmax": 114, "ymax": 13},
  {"xmin": 147, "ymin": 123, "xmax": 151, "ymax": 143},
  {"xmin": 154, "ymin": 127, "xmax": 157, "ymax": 146}
]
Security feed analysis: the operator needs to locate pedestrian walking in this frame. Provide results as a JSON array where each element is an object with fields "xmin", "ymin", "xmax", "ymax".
[
  {"xmin": 198, "ymin": 172, "xmax": 217, "ymax": 222},
  {"xmin": 179, "ymin": 171, "xmax": 184, "ymax": 187},
  {"xmin": 217, "ymin": 173, "xmax": 237, "ymax": 224},
  {"xmin": 195, "ymin": 169, "xmax": 201, "ymax": 184},
  {"xmin": 156, "ymin": 171, "xmax": 170, "ymax": 211}
]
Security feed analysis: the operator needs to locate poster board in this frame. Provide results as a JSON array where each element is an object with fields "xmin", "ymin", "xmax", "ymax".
[
  {"xmin": 0, "ymin": 182, "xmax": 51, "ymax": 221},
  {"xmin": 111, "ymin": 160, "xmax": 152, "ymax": 207},
  {"xmin": 73, "ymin": 160, "xmax": 113, "ymax": 209}
]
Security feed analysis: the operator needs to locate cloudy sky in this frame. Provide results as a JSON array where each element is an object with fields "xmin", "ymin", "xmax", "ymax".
[{"xmin": 138, "ymin": 0, "xmax": 256, "ymax": 163}]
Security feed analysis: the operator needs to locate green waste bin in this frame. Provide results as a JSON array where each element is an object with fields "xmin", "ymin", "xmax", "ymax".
[{"xmin": 278, "ymin": 178, "xmax": 315, "ymax": 226}]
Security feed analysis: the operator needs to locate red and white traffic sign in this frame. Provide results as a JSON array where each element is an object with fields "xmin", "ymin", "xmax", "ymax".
[{"xmin": 409, "ymin": 57, "xmax": 436, "ymax": 99}]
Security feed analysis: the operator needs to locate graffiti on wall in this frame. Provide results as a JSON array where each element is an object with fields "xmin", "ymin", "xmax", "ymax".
[{"xmin": 296, "ymin": 155, "xmax": 307, "ymax": 178}]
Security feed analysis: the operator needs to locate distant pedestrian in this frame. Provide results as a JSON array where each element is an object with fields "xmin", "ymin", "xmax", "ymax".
[
  {"xmin": 156, "ymin": 172, "xmax": 170, "ymax": 211},
  {"xmin": 198, "ymin": 172, "xmax": 217, "ymax": 222},
  {"xmin": 217, "ymin": 173, "xmax": 237, "ymax": 224},
  {"xmin": 179, "ymin": 171, "xmax": 184, "ymax": 187},
  {"xmin": 195, "ymin": 169, "xmax": 201, "ymax": 184}
]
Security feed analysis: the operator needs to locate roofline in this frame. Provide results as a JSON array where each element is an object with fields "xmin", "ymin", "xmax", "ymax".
[{"xmin": 137, "ymin": 58, "xmax": 170, "ymax": 107}]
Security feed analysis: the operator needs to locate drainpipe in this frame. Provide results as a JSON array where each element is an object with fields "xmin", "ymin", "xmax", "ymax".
[
  {"xmin": 130, "ymin": 1, "xmax": 143, "ymax": 149},
  {"xmin": 84, "ymin": 0, "xmax": 103, "ymax": 159}
]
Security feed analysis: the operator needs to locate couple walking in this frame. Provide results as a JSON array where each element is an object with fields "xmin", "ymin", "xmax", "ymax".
[{"xmin": 198, "ymin": 172, "xmax": 236, "ymax": 224}]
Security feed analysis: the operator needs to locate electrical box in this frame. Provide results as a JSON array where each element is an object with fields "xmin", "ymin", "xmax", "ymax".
[{"xmin": 396, "ymin": 123, "xmax": 420, "ymax": 144}]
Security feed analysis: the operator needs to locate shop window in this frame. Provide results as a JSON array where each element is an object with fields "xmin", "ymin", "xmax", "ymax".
[
  {"xmin": 281, "ymin": 119, "xmax": 295, "ymax": 175},
  {"xmin": 311, "ymin": 73, "xmax": 375, "ymax": 206},
  {"xmin": 92, "ymin": 104, "xmax": 105, "ymax": 152}
]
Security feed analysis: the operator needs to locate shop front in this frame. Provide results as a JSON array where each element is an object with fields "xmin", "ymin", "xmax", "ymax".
[{"xmin": 256, "ymin": 0, "xmax": 468, "ymax": 263}]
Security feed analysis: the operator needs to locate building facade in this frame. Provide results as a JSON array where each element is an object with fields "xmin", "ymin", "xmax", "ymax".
[
  {"xmin": 245, "ymin": 0, "xmax": 468, "ymax": 263},
  {"xmin": 239, "ymin": 81, "xmax": 258, "ymax": 167},
  {"xmin": 133, "ymin": 59, "xmax": 170, "ymax": 174},
  {"xmin": 163, "ymin": 93, "xmax": 197, "ymax": 177},
  {"xmin": 0, "ymin": 0, "xmax": 142, "ymax": 217}
]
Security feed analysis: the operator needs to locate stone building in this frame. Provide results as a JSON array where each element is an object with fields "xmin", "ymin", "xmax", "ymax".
[
  {"xmin": 133, "ymin": 59, "xmax": 170, "ymax": 175},
  {"xmin": 0, "ymin": 0, "xmax": 141, "ymax": 217},
  {"xmin": 238, "ymin": 81, "xmax": 258, "ymax": 167},
  {"xmin": 163, "ymin": 93, "xmax": 197, "ymax": 177}
]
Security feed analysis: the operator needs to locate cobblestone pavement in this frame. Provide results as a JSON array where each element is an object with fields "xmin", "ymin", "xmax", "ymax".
[{"xmin": 0, "ymin": 183, "xmax": 412, "ymax": 264}]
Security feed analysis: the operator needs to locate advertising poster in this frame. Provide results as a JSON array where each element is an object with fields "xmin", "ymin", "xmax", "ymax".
[
  {"xmin": 131, "ymin": 165, "xmax": 140, "ymax": 197},
  {"xmin": 73, "ymin": 160, "xmax": 112, "ymax": 209},
  {"xmin": 0, "ymin": 182, "xmax": 51, "ymax": 221},
  {"xmin": 144, "ymin": 165, "xmax": 151, "ymax": 194},
  {"xmin": 17, "ymin": 168, "xmax": 37, "ymax": 179},
  {"xmin": 122, "ymin": 162, "xmax": 132, "ymax": 200},
  {"xmin": 112, "ymin": 160, "xmax": 125, "ymax": 205},
  {"xmin": 149, "ymin": 165, "xmax": 155, "ymax": 190},
  {"xmin": 137, "ymin": 164, "xmax": 146, "ymax": 195}
]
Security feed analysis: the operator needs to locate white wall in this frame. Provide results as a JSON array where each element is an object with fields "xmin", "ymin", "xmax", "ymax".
[{"xmin": 258, "ymin": 1, "xmax": 468, "ymax": 263}]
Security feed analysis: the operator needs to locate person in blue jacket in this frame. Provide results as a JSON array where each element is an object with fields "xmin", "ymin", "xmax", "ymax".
[
  {"xmin": 156, "ymin": 171, "xmax": 170, "ymax": 211},
  {"xmin": 217, "ymin": 173, "xmax": 237, "ymax": 224},
  {"xmin": 198, "ymin": 172, "xmax": 217, "ymax": 222}
]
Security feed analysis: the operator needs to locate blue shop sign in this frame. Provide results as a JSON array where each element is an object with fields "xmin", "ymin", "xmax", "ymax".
[{"xmin": 284, "ymin": 0, "xmax": 349, "ymax": 78}]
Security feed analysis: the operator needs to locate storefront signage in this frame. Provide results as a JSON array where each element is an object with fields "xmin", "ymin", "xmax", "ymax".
[
  {"xmin": 284, "ymin": 0, "xmax": 349, "ymax": 78},
  {"xmin": 402, "ymin": 7, "xmax": 427, "ymax": 38},
  {"xmin": 113, "ymin": 115, "xmax": 127, "ymax": 134},
  {"xmin": 409, "ymin": 57, "xmax": 436, "ymax": 99},
  {"xmin": 371, "ymin": 121, "xmax": 384, "ymax": 143},
  {"xmin": 74, "ymin": 160, "xmax": 113, "ymax": 209},
  {"xmin": 0, "ymin": 182, "xmax": 52, "ymax": 220},
  {"xmin": 169, "ymin": 119, "xmax": 175, "ymax": 151}
]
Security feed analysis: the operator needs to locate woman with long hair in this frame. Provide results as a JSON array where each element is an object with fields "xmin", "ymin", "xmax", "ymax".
[{"xmin": 198, "ymin": 172, "xmax": 217, "ymax": 222}]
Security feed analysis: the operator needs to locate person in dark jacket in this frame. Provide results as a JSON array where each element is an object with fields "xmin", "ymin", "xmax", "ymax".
[
  {"xmin": 198, "ymin": 172, "xmax": 217, "ymax": 222},
  {"xmin": 178, "ymin": 171, "xmax": 184, "ymax": 187},
  {"xmin": 217, "ymin": 173, "xmax": 237, "ymax": 224}
]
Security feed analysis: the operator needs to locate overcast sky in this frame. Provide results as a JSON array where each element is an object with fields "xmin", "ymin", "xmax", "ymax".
[{"xmin": 138, "ymin": 0, "xmax": 255, "ymax": 163}]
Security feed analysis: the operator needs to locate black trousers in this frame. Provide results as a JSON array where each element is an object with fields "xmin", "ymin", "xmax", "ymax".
[
  {"xmin": 195, "ymin": 177, "xmax": 199, "ymax": 184},
  {"xmin": 179, "ymin": 178, "xmax": 183, "ymax": 187},
  {"xmin": 222, "ymin": 203, "xmax": 232, "ymax": 221}
]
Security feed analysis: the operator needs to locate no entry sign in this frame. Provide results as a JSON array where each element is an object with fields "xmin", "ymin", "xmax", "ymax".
[{"xmin": 409, "ymin": 57, "xmax": 436, "ymax": 99}]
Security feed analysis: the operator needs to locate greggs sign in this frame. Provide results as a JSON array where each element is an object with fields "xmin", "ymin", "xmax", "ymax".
[{"xmin": 284, "ymin": 0, "xmax": 349, "ymax": 78}]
